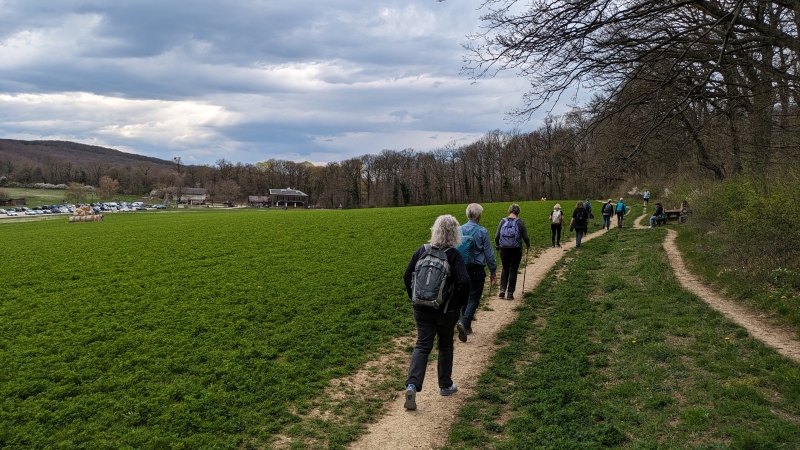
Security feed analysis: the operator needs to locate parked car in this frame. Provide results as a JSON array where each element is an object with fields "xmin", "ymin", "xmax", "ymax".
[
  {"xmin": 154, "ymin": 205, "xmax": 166, "ymax": 209},
  {"xmin": 7, "ymin": 210, "xmax": 18, "ymax": 216}
]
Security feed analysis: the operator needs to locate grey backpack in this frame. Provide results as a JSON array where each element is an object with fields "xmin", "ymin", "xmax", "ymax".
[{"xmin": 411, "ymin": 245, "xmax": 453, "ymax": 309}]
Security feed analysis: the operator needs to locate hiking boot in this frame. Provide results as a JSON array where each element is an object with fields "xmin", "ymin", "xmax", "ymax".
[
  {"xmin": 456, "ymin": 322, "xmax": 468, "ymax": 343},
  {"xmin": 507, "ymin": 293, "xmax": 514, "ymax": 300},
  {"xmin": 465, "ymin": 325, "xmax": 473, "ymax": 335},
  {"xmin": 557, "ymin": 243, "xmax": 561, "ymax": 248},
  {"xmin": 498, "ymin": 291, "xmax": 505, "ymax": 299},
  {"xmin": 440, "ymin": 383, "xmax": 458, "ymax": 396},
  {"xmin": 404, "ymin": 384, "xmax": 417, "ymax": 410}
]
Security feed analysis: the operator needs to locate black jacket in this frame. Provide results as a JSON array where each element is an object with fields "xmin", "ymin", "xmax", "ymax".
[{"xmin": 403, "ymin": 245, "xmax": 470, "ymax": 313}]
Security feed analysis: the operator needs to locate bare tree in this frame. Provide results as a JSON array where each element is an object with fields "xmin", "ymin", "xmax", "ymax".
[
  {"xmin": 464, "ymin": 0, "xmax": 800, "ymax": 176},
  {"xmin": 98, "ymin": 176, "xmax": 120, "ymax": 200}
]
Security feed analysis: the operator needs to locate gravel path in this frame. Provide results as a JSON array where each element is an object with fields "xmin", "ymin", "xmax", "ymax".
[
  {"xmin": 348, "ymin": 226, "xmax": 609, "ymax": 450},
  {"xmin": 635, "ymin": 216, "xmax": 800, "ymax": 363},
  {"xmin": 662, "ymin": 229, "xmax": 800, "ymax": 363}
]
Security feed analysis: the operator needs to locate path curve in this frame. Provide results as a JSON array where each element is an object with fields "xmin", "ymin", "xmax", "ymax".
[
  {"xmin": 663, "ymin": 229, "xmax": 800, "ymax": 363},
  {"xmin": 348, "ymin": 227, "xmax": 609, "ymax": 450},
  {"xmin": 632, "ymin": 213, "xmax": 648, "ymax": 229}
]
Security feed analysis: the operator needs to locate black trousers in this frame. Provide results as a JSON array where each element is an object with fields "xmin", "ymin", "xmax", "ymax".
[
  {"xmin": 406, "ymin": 308, "xmax": 460, "ymax": 391},
  {"xmin": 551, "ymin": 224, "xmax": 562, "ymax": 246},
  {"xmin": 499, "ymin": 247, "xmax": 523, "ymax": 294}
]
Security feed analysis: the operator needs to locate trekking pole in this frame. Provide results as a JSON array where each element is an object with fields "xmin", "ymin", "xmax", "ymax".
[{"xmin": 521, "ymin": 247, "xmax": 529, "ymax": 294}]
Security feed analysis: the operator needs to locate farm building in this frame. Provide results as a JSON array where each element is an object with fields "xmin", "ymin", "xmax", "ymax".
[
  {"xmin": 165, "ymin": 187, "xmax": 209, "ymax": 205},
  {"xmin": 0, "ymin": 198, "xmax": 26, "ymax": 206},
  {"xmin": 249, "ymin": 188, "xmax": 308, "ymax": 207}
]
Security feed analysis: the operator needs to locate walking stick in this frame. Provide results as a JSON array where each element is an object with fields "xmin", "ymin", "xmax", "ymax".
[{"xmin": 521, "ymin": 247, "xmax": 529, "ymax": 294}]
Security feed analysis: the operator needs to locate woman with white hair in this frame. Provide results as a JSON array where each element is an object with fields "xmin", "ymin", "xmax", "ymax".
[
  {"xmin": 549, "ymin": 203, "xmax": 564, "ymax": 247},
  {"xmin": 402, "ymin": 214, "xmax": 470, "ymax": 410}
]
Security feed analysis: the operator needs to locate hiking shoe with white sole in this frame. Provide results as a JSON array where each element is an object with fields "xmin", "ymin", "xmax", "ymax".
[
  {"xmin": 507, "ymin": 293, "xmax": 514, "ymax": 300},
  {"xmin": 456, "ymin": 322, "xmax": 468, "ymax": 342},
  {"xmin": 404, "ymin": 384, "xmax": 417, "ymax": 410},
  {"xmin": 440, "ymin": 383, "xmax": 458, "ymax": 396}
]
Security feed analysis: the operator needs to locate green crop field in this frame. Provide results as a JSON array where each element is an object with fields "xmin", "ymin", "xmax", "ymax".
[{"xmin": 0, "ymin": 201, "xmax": 559, "ymax": 448}]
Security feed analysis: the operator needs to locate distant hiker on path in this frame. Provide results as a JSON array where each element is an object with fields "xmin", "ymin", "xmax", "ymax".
[
  {"xmin": 601, "ymin": 198, "xmax": 614, "ymax": 230},
  {"xmin": 615, "ymin": 197, "xmax": 629, "ymax": 228},
  {"xmin": 549, "ymin": 203, "xmax": 564, "ymax": 248},
  {"xmin": 495, "ymin": 204, "xmax": 531, "ymax": 300},
  {"xmin": 456, "ymin": 203, "xmax": 498, "ymax": 343},
  {"xmin": 643, "ymin": 189, "xmax": 651, "ymax": 207},
  {"xmin": 584, "ymin": 198, "xmax": 594, "ymax": 220},
  {"xmin": 403, "ymin": 214, "xmax": 470, "ymax": 410},
  {"xmin": 569, "ymin": 201, "xmax": 589, "ymax": 247}
]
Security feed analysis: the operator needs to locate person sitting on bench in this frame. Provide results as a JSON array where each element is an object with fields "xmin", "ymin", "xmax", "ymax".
[{"xmin": 649, "ymin": 202, "xmax": 665, "ymax": 228}]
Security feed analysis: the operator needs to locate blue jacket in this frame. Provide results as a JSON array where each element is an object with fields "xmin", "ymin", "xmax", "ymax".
[{"xmin": 461, "ymin": 220, "xmax": 498, "ymax": 277}]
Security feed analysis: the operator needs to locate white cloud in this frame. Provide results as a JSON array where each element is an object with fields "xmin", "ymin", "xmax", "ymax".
[
  {"xmin": 0, "ymin": 92, "xmax": 240, "ymax": 148},
  {"xmin": 0, "ymin": 0, "xmax": 563, "ymax": 165}
]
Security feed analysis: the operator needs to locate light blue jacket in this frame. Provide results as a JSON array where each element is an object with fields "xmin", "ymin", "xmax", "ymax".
[{"xmin": 461, "ymin": 220, "xmax": 498, "ymax": 277}]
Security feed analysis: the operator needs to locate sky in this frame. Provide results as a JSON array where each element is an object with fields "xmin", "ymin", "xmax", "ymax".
[{"xmin": 0, "ymin": 0, "xmax": 559, "ymax": 166}]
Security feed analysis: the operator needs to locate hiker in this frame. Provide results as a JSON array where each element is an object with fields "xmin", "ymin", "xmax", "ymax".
[
  {"xmin": 402, "ymin": 214, "xmax": 470, "ymax": 410},
  {"xmin": 549, "ymin": 203, "xmax": 564, "ymax": 248},
  {"xmin": 643, "ymin": 189, "xmax": 651, "ymax": 207},
  {"xmin": 584, "ymin": 198, "xmax": 594, "ymax": 220},
  {"xmin": 456, "ymin": 203, "xmax": 498, "ymax": 342},
  {"xmin": 569, "ymin": 201, "xmax": 589, "ymax": 247},
  {"xmin": 615, "ymin": 197, "xmax": 629, "ymax": 228},
  {"xmin": 601, "ymin": 198, "xmax": 614, "ymax": 230},
  {"xmin": 494, "ymin": 204, "xmax": 531, "ymax": 300},
  {"xmin": 649, "ymin": 202, "xmax": 665, "ymax": 228}
]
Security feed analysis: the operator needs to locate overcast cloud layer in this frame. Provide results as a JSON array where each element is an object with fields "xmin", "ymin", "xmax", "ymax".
[{"xmin": 0, "ymin": 0, "xmax": 551, "ymax": 165}]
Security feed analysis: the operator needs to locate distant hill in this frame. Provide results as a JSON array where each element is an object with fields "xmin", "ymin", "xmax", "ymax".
[{"xmin": 0, "ymin": 139, "xmax": 174, "ymax": 169}]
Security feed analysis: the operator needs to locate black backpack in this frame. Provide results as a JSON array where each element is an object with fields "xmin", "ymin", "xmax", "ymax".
[
  {"xmin": 575, "ymin": 208, "xmax": 587, "ymax": 223},
  {"xmin": 411, "ymin": 245, "xmax": 453, "ymax": 309},
  {"xmin": 602, "ymin": 202, "xmax": 613, "ymax": 215}
]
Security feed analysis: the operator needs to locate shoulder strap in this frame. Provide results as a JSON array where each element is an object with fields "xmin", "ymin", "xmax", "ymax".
[{"xmin": 463, "ymin": 224, "xmax": 480, "ymax": 237}]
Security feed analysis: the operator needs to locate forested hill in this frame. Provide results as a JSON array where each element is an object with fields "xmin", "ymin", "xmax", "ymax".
[{"xmin": 0, "ymin": 139, "xmax": 173, "ymax": 169}]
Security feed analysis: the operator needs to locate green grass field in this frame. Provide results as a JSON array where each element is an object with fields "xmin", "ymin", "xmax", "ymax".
[
  {"xmin": 0, "ymin": 202, "xmax": 559, "ymax": 448},
  {"xmin": 447, "ymin": 227, "xmax": 800, "ymax": 449},
  {"xmin": 2, "ymin": 187, "xmax": 70, "ymax": 207},
  {"xmin": 1, "ymin": 187, "xmax": 144, "ymax": 207}
]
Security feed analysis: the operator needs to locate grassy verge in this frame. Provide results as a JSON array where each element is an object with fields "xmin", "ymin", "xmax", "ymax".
[
  {"xmin": 676, "ymin": 227, "xmax": 800, "ymax": 340},
  {"xmin": 447, "ymin": 227, "xmax": 800, "ymax": 449}
]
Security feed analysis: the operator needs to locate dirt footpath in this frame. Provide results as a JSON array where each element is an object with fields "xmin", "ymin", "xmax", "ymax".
[
  {"xmin": 634, "ymin": 214, "xmax": 800, "ymax": 363},
  {"xmin": 662, "ymin": 229, "xmax": 800, "ymax": 363},
  {"xmin": 348, "ymin": 226, "xmax": 609, "ymax": 450}
]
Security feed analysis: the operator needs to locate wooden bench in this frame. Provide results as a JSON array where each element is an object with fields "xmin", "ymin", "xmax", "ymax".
[{"xmin": 654, "ymin": 209, "xmax": 685, "ymax": 225}]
